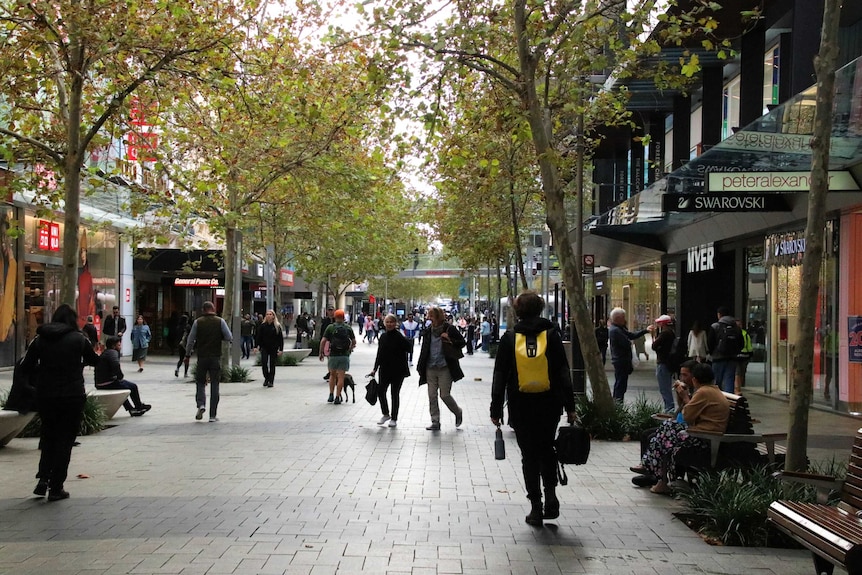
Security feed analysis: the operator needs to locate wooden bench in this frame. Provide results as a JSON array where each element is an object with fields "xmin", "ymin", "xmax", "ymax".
[
  {"xmin": 767, "ymin": 428, "xmax": 862, "ymax": 575},
  {"xmin": 675, "ymin": 392, "xmax": 787, "ymax": 472},
  {"xmin": 0, "ymin": 410, "xmax": 36, "ymax": 447},
  {"xmin": 88, "ymin": 389, "xmax": 131, "ymax": 419}
]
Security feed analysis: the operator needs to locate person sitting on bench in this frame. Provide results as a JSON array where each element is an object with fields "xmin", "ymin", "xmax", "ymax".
[
  {"xmin": 640, "ymin": 363, "xmax": 728, "ymax": 494},
  {"xmin": 95, "ymin": 336, "xmax": 151, "ymax": 417}
]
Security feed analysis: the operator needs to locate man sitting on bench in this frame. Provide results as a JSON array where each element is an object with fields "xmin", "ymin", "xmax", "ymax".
[
  {"xmin": 639, "ymin": 363, "xmax": 728, "ymax": 495},
  {"xmin": 95, "ymin": 336, "xmax": 152, "ymax": 417}
]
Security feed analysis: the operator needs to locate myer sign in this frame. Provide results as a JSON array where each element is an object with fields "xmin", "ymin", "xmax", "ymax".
[
  {"xmin": 707, "ymin": 171, "xmax": 859, "ymax": 192},
  {"xmin": 687, "ymin": 243, "xmax": 714, "ymax": 273}
]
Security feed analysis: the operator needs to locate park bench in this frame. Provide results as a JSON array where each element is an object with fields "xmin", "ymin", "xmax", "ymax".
[
  {"xmin": 0, "ymin": 410, "xmax": 36, "ymax": 447},
  {"xmin": 88, "ymin": 388, "xmax": 131, "ymax": 419},
  {"xmin": 675, "ymin": 392, "xmax": 787, "ymax": 473},
  {"xmin": 767, "ymin": 427, "xmax": 862, "ymax": 575}
]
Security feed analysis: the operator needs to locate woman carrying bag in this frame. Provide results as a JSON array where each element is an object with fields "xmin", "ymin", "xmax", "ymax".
[{"xmin": 368, "ymin": 313, "xmax": 411, "ymax": 427}]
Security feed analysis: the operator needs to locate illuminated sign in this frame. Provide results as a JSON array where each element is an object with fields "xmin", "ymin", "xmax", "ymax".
[
  {"xmin": 662, "ymin": 193, "xmax": 790, "ymax": 212},
  {"xmin": 279, "ymin": 269, "xmax": 294, "ymax": 287},
  {"xmin": 37, "ymin": 220, "xmax": 60, "ymax": 251},
  {"xmin": 707, "ymin": 171, "xmax": 859, "ymax": 192},
  {"xmin": 174, "ymin": 278, "xmax": 220, "ymax": 287},
  {"xmin": 687, "ymin": 243, "xmax": 715, "ymax": 273}
]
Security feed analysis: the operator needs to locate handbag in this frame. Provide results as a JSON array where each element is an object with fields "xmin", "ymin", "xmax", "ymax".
[
  {"xmin": 554, "ymin": 424, "xmax": 590, "ymax": 485},
  {"xmin": 494, "ymin": 427, "xmax": 505, "ymax": 460},
  {"xmin": 365, "ymin": 377, "xmax": 378, "ymax": 406}
]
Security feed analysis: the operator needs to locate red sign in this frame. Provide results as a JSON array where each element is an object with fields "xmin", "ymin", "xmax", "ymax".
[
  {"xmin": 279, "ymin": 269, "xmax": 294, "ymax": 287},
  {"xmin": 126, "ymin": 131, "xmax": 158, "ymax": 162},
  {"xmin": 37, "ymin": 220, "xmax": 60, "ymax": 251}
]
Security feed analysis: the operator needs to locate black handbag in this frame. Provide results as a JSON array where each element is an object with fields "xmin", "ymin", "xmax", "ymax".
[
  {"xmin": 365, "ymin": 378, "xmax": 378, "ymax": 406},
  {"xmin": 554, "ymin": 424, "xmax": 590, "ymax": 485}
]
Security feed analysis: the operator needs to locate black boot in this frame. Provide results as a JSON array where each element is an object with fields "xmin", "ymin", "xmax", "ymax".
[
  {"xmin": 543, "ymin": 489, "xmax": 560, "ymax": 519},
  {"xmin": 525, "ymin": 499, "xmax": 544, "ymax": 526}
]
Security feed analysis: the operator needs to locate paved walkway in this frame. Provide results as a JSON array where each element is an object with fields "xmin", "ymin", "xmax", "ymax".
[{"xmin": 0, "ymin": 339, "xmax": 858, "ymax": 575}]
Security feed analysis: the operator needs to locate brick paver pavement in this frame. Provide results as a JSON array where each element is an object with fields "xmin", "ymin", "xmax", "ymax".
[{"xmin": 0, "ymin": 337, "xmax": 853, "ymax": 574}]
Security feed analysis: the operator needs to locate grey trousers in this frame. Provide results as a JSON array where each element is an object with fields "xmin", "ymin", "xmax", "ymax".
[{"xmin": 426, "ymin": 366, "xmax": 461, "ymax": 424}]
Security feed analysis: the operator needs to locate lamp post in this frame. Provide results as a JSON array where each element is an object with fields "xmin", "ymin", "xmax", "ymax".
[{"xmin": 569, "ymin": 101, "xmax": 587, "ymax": 395}]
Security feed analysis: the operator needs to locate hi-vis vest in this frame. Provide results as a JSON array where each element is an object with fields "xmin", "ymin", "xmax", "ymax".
[{"xmin": 515, "ymin": 330, "xmax": 551, "ymax": 393}]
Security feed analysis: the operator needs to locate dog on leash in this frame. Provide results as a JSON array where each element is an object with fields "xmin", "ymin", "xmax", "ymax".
[{"xmin": 340, "ymin": 373, "xmax": 356, "ymax": 403}]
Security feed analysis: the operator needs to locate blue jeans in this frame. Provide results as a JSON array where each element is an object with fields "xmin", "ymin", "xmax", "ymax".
[
  {"xmin": 612, "ymin": 362, "xmax": 632, "ymax": 402},
  {"xmin": 241, "ymin": 336, "xmax": 253, "ymax": 358},
  {"xmin": 195, "ymin": 356, "xmax": 221, "ymax": 418},
  {"xmin": 656, "ymin": 363, "xmax": 674, "ymax": 411},
  {"xmin": 712, "ymin": 360, "xmax": 737, "ymax": 393}
]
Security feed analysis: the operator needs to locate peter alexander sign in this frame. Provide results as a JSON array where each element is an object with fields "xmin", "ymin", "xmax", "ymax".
[{"xmin": 707, "ymin": 171, "xmax": 859, "ymax": 192}]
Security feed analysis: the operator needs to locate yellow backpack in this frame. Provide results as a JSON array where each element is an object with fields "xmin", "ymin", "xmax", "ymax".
[{"xmin": 515, "ymin": 330, "xmax": 551, "ymax": 393}]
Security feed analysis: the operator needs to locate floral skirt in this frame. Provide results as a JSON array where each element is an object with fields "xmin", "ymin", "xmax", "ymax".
[{"xmin": 642, "ymin": 420, "xmax": 708, "ymax": 476}]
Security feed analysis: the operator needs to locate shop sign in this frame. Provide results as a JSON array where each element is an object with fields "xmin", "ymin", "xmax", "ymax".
[
  {"xmin": 764, "ymin": 231, "xmax": 807, "ymax": 267},
  {"xmin": 174, "ymin": 277, "xmax": 220, "ymax": 287},
  {"xmin": 37, "ymin": 220, "xmax": 60, "ymax": 251},
  {"xmin": 279, "ymin": 269, "xmax": 294, "ymax": 287},
  {"xmin": 662, "ymin": 193, "xmax": 789, "ymax": 212},
  {"xmin": 707, "ymin": 171, "xmax": 859, "ymax": 193},
  {"xmin": 850, "ymin": 316, "xmax": 862, "ymax": 363},
  {"xmin": 687, "ymin": 243, "xmax": 714, "ymax": 273},
  {"xmin": 721, "ymin": 131, "xmax": 812, "ymax": 155}
]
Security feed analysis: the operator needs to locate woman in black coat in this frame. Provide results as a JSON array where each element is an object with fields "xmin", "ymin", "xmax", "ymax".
[
  {"xmin": 490, "ymin": 291, "xmax": 576, "ymax": 526},
  {"xmin": 20, "ymin": 304, "xmax": 100, "ymax": 501},
  {"xmin": 254, "ymin": 309, "xmax": 284, "ymax": 388},
  {"xmin": 368, "ymin": 314, "xmax": 411, "ymax": 427}
]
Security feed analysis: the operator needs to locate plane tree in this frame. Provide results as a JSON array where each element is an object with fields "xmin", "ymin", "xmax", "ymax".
[{"xmin": 0, "ymin": 0, "xmax": 263, "ymax": 305}]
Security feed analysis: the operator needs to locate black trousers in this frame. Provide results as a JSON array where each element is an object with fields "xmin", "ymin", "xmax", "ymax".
[
  {"xmin": 514, "ymin": 416, "xmax": 559, "ymax": 501},
  {"xmin": 37, "ymin": 395, "xmax": 86, "ymax": 490},
  {"xmin": 260, "ymin": 348, "xmax": 278, "ymax": 383},
  {"xmin": 377, "ymin": 376, "xmax": 404, "ymax": 420}
]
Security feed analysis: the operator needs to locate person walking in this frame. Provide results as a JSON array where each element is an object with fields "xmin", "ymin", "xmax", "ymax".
[
  {"xmin": 401, "ymin": 313, "xmax": 420, "ymax": 365},
  {"xmin": 130, "ymin": 315, "xmax": 151, "ymax": 372},
  {"xmin": 320, "ymin": 306, "xmax": 335, "ymax": 381},
  {"xmin": 364, "ymin": 314, "xmax": 375, "ymax": 344},
  {"xmin": 185, "ymin": 301, "xmax": 233, "ymax": 422},
  {"xmin": 594, "ymin": 319, "xmax": 609, "ymax": 364},
  {"xmin": 102, "ymin": 305, "xmax": 126, "ymax": 345},
  {"xmin": 82, "ymin": 315, "xmax": 99, "ymax": 351},
  {"xmin": 240, "ymin": 314, "xmax": 255, "ymax": 360},
  {"xmin": 95, "ymin": 336, "xmax": 152, "ymax": 416},
  {"xmin": 491, "ymin": 290, "xmax": 576, "ymax": 526},
  {"xmin": 319, "ymin": 309, "xmax": 356, "ymax": 404},
  {"xmin": 651, "ymin": 314, "xmax": 676, "ymax": 413},
  {"xmin": 707, "ymin": 306, "xmax": 742, "ymax": 393},
  {"xmin": 174, "ymin": 313, "xmax": 190, "ymax": 378},
  {"xmin": 465, "ymin": 317, "xmax": 476, "ymax": 355},
  {"xmin": 20, "ymin": 304, "xmax": 100, "ymax": 501},
  {"xmin": 608, "ymin": 307, "xmax": 653, "ymax": 403},
  {"xmin": 416, "ymin": 306, "xmax": 466, "ymax": 430},
  {"xmin": 480, "ymin": 316, "xmax": 491, "ymax": 352},
  {"xmin": 255, "ymin": 309, "xmax": 284, "ymax": 388},
  {"xmin": 368, "ymin": 313, "xmax": 411, "ymax": 427}
]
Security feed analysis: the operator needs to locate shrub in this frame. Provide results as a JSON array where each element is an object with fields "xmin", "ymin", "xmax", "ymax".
[
  {"xmin": 308, "ymin": 338, "xmax": 321, "ymax": 356},
  {"xmin": 677, "ymin": 463, "xmax": 841, "ymax": 547},
  {"xmin": 279, "ymin": 354, "xmax": 298, "ymax": 366},
  {"xmin": 627, "ymin": 393, "xmax": 665, "ymax": 440},
  {"xmin": 224, "ymin": 365, "xmax": 251, "ymax": 382},
  {"xmin": 16, "ymin": 395, "xmax": 107, "ymax": 438},
  {"xmin": 576, "ymin": 395, "xmax": 630, "ymax": 440}
]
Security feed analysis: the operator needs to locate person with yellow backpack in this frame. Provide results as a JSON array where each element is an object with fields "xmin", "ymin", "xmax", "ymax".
[{"xmin": 490, "ymin": 290, "xmax": 576, "ymax": 527}]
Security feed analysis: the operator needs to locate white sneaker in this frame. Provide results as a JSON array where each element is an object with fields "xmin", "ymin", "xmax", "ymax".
[
  {"xmin": 377, "ymin": 415, "xmax": 391, "ymax": 425},
  {"xmin": 209, "ymin": 417, "xmax": 219, "ymax": 423},
  {"xmin": 388, "ymin": 419, "xmax": 397, "ymax": 427}
]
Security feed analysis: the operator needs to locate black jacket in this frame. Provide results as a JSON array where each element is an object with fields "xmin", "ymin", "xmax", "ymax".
[
  {"xmin": 490, "ymin": 317, "xmax": 575, "ymax": 427},
  {"xmin": 94, "ymin": 348, "xmax": 124, "ymax": 386},
  {"xmin": 651, "ymin": 328, "xmax": 675, "ymax": 365},
  {"xmin": 416, "ymin": 322, "xmax": 466, "ymax": 385},
  {"xmin": 20, "ymin": 323, "xmax": 99, "ymax": 399},
  {"xmin": 255, "ymin": 322, "xmax": 284, "ymax": 352},
  {"xmin": 373, "ymin": 329, "xmax": 411, "ymax": 381}
]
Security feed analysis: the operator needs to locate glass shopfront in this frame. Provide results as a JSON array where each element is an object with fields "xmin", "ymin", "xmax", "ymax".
[
  {"xmin": 763, "ymin": 223, "xmax": 839, "ymax": 406},
  {"xmin": 23, "ymin": 214, "xmax": 119, "ymax": 341}
]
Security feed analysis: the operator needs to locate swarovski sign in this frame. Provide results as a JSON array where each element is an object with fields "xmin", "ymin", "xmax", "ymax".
[{"xmin": 662, "ymin": 193, "xmax": 790, "ymax": 212}]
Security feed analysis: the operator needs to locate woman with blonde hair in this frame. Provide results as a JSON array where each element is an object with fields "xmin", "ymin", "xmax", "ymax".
[{"xmin": 254, "ymin": 309, "xmax": 284, "ymax": 388}]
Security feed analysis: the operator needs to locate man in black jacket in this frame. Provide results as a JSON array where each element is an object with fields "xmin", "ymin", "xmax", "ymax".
[{"xmin": 94, "ymin": 336, "xmax": 151, "ymax": 416}]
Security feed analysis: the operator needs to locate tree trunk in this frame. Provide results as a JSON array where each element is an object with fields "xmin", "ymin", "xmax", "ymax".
[
  {"xmin": 60, "ymin": 66, "xmax": 86, "ymax": 307},
  {"xmin": 785, "ymin": 0, "xmax": 841, "ymax": 472},
  {"xmin": 223, "ymin": 224, "xmax": 238, "ymax": 371},
  {"xmin": 514, "ymin": 0, "xmax": 613, "ymax": 414}
]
